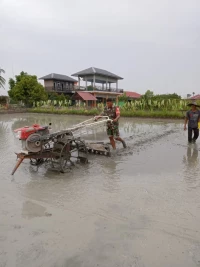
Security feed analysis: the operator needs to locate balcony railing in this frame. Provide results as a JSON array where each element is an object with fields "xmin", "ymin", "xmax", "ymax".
[
  {"xmin": 45, "ymin": 86, "xmax": 124, "ymax": 94},
  {"xmin": 88, "ymin": 85, "xmax": 123, "ymax": 93},
  {"xmin": 45, "ymin": 86, "xmax": 84, "ymax": 93}
]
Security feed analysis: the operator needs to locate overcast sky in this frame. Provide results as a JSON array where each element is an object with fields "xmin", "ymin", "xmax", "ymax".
[{"xmin": 0, "ymin": 0, "xmax": 200, "ymax": 96}]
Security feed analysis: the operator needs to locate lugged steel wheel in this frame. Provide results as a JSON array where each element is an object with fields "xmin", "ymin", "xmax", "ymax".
[
  {"xmin": 51, "ymin": 141, "xmax": 71, "ymax": 173},
  {"xmin": 71, "ymin": 138, "xmax": 88, "ymax": 164},
  {"xmin": 59, "ymin": 142, "xmax": 72, "ymax": 173},
  {"xmin": 51, "ymin": 138, "xmax": 88, "ymax": 173}
]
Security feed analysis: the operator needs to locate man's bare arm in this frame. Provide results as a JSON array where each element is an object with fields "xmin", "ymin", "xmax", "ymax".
[
  {"xmin": 94, "ymin": 111, "xmax": 104, "ymax": 121},
  {"xmin": 113, "ymin": 114, "xmax": 120, "ymax": 122}
]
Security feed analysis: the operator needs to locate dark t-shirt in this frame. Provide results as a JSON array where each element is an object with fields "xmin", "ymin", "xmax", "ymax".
[{"xmin": 186, "ymin": 110, "xmax": 200, "ymax": 128}]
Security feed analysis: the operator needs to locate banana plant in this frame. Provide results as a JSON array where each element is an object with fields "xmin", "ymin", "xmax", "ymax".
[{"xmin": 47, "ymin": 100, "xmax": 52, "ymax": 105}]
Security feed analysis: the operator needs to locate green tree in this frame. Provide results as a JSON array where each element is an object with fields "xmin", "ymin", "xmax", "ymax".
[
  {"xmin": 47, "ymin": 92, "xmax": 71, "ymax": 101},
  {"xmin": 0, "ymin": 68, "xmax": 6, "ymax": 88},
  {"xmin": 8, "ymin": 71, "xmax": 28, "ymax": 91},
  {"xmin": 8, "ymin": 78, "xmax": 15, "ymax": 90},
  {"xmin": 57, "ymin": 93, "xmax": 66, "ymax": 102},
  {"xmin": 154, "ymin": 93, "xmax": 181, "ymax": 100},
  {"xmin": 143, "ymin": 90, "xmax": 154, "ymax": 99},
  {"xmin": 8, "ymin": 71, "xmax": 47, "ymax": 106}
]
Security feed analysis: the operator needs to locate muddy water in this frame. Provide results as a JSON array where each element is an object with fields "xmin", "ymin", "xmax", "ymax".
[{"xmin": 0, "ymin": 113, "xmax": 200, "ymax": 267}]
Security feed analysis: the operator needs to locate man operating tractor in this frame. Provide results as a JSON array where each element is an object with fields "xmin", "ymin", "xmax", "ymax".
[{"xmin": 95, "ymin": 98, "xmax": 126, "ymax": 150}]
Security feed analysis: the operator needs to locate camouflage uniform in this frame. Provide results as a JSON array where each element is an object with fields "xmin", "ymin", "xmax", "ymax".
[{"xmin": 101, "ymin": 106, "xmax": 120, "ymax": 137}]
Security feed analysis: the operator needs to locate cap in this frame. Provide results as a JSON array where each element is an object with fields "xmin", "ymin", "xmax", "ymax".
[{"xmin": 187, "ymin": 101, "xmax": 200, "ymax": 107}]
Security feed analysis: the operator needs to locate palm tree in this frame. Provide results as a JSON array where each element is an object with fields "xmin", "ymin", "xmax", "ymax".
[{"xmin": 0, "ymin": 68, "xmax": 6, "ymax": 89}]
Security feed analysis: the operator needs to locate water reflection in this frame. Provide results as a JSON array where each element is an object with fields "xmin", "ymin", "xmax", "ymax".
[
  {"xmin": 9, "ymin": 114, "xmax": 168, "ymax": 135},
  {"xmin": 183, "ymin": 144, "xmax": 198, "ymax": 167},
  {"xmin": 0, "ymin": 121, "xmax": 18, "ymax": 174},
  {"xmin": 11, "ymin": 115, "xmax": 81, "ymax": 133},
  {"xmin": 0, "ymin": 122, "xmax": 9, "ymax": 146},
  {"xmin": 8, "ymin": 114, "xmax": 180, "ymax": 179},
  {"xmin": 8, "ymin": 114, "xmax": 182, "ymax": 146},
  {"xmin": 98, "ymin": 158, "xmax": 122, "ymax": 193},
  {"xmin": 22, "ymin": 200, "xmax": 47, "ymax": 219},
  {"xmin": 1, "ymin": 114, "xmax": 183, "ymax": 183},
  {"xmin": 182, "ymin": 144, "xmax": 200, "ymax": 189}
]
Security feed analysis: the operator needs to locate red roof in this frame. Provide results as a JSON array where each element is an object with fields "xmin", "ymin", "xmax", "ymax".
[
  {"xmin": 73, "ymin": 92, "xmax": 97, "ymax": 101},
  {"xmin": 125, "ymin": 91, "xmax": 141, "ymax": 99},
  {"xmin": 190, "ymin": 94, "xmax": 200, "ymax": 100}
]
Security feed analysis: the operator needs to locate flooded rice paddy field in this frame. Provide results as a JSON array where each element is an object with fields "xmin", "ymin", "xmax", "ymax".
[{"xmin": 0, "ymin": 113, "xmax": 200, "ymax": 267}]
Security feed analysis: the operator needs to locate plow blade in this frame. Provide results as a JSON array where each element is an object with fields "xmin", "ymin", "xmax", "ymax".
[{"xmin": 11, "ymin": 154, "xmax": 25, "ymax": 175}]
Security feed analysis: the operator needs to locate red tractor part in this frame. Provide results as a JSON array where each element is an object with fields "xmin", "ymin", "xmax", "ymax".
[{"xmin": 14, "ymin": 124, "xmax": 49, "ymax": 140}]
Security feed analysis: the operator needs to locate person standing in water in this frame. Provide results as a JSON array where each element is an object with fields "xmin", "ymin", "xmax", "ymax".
[
  {"xmin": 184, "ymin": 101, "xmax": 200, "ymax": 143},
  {"xmin": 95, "ymin": 98, "xmax": 126, "ymax": 149}
]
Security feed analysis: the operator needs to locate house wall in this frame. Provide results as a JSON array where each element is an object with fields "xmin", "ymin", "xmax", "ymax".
[
  {"xmin": 54, "ymin": 81, "xmax": 75, "ymax": 86},
  {"xmin": 44, "ymin": 80, "xmax": 54, "ymax": 88},
  {"xmin": 44, "ymin": 80, "xmax": 76, "ymax": 90}
]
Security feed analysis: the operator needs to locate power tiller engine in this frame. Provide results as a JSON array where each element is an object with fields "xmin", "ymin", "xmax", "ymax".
[{"xmin": 14, "ymin": 124, "xmax": 50, "ymax": 153}]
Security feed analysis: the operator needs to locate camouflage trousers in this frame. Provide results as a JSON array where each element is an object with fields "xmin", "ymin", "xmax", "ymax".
[{"xmin": 106, "ymin": 122, "xmax": 120, "ymax": 138}]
